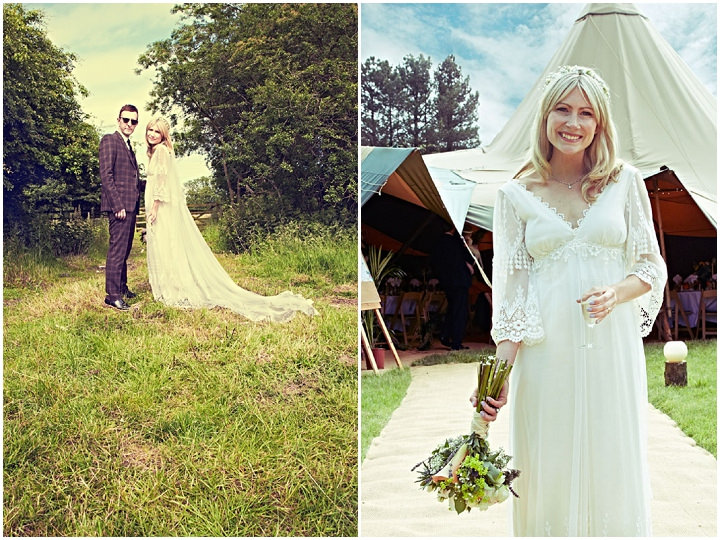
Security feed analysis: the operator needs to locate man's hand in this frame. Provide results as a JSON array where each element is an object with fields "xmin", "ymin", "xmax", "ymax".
[{"xmin": 114, "ymin": 209, "xmax": 127, "ymax": 220}]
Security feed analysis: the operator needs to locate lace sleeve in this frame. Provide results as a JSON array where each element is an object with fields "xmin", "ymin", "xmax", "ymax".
[
  {"xmin": 490, "ymin": 186, "xmax": 544, "ymax": 346},
  {"xmin": 151, "ymin": 146, "xmax": 171, "ymax": 203},
  {"xmin": 625, "ymin": 169, "xmax": 668, "ymax": 336}
]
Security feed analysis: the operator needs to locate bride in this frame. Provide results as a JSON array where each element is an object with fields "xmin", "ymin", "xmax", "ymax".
[
  {"xmin": 143, "ymin": 117, "xmax": 317, "ymax": 322},
  {"xmin": 478, "ymin": 66, "xmax": 666, "ymax": 536}
]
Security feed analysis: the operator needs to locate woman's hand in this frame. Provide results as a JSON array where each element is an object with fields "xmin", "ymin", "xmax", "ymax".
[
  {"xmin": 578, "ymin": 285, "xmax": 617, "ymax": 324},
  {"xmin": 148, "ymin": 201, "xmax": 160, "ymax": 225},
  {"xmin": 469, "ymin": 380, "xmax": 508, "ymax": 422}
]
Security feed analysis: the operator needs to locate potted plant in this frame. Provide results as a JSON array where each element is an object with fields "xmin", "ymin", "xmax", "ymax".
[{"xmin": 362, "ymin": 245, "xmax": 406, "ymax": 369}]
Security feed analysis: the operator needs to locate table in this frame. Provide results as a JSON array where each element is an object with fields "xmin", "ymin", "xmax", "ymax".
[{"xmin": 670, "ymin": 290, "xmax": 716, "ymax": 329}]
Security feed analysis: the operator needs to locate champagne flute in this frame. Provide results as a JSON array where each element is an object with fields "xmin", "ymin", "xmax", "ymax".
[{"xmin": 579, "ymin": 282, "xmax": 599, "ymax": 349}]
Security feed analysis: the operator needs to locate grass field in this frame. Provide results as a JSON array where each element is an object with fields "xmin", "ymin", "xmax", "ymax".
[{"xmin": 4, "ymin": 223, "xmax": 358, "ymax": 536}]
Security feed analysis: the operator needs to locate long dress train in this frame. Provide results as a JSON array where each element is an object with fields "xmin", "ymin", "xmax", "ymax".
[
  {"xmin": 491, "ymin": 163, "xmax": 666, "ymax": 536},
  {"xmin": 144, "ymin": 145, "xmax": 317, "ymax": 322}
]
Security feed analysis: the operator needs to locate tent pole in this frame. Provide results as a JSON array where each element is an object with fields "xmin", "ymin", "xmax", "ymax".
[{"xmin": 653, "ymin": 178, "xmax": 672, "ymax": 341}]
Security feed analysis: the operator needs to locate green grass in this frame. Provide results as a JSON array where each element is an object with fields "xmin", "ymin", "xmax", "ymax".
[
  {"xmin": 4, "ymin": 225, "xmax": 358, "ymax": 536},
  {"xmin": 645, "ymin": 340, "xmax": 716, "ymax": 457},
  {"xmin": 360, "ymin": 368, "xmax": 412, "ymax": 461}
]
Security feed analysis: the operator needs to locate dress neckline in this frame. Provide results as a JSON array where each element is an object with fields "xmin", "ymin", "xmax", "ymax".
[{"xmin": 514, "ymin": 177, "xmax": 615, "ymax": 231}]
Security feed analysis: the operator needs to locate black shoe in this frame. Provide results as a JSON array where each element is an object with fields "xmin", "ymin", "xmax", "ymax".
[
  {"xmin": 451, "ymin": 344, "xmax": 470, "ymax": 351},
  {"xmin": 105, "ymin": 297, "xmax": 130, "ymax": 311},
  {"xmin": 124, "ymin": 289, "xmax": 137, "ymax": 299},
  {"xmin": 440, "ymin": 337, "xmax": 452, "ymax": 348}
]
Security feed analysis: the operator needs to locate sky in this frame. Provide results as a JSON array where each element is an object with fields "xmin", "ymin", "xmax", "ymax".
[
  {"xmin": 29, "ymin": 2, "xmax": 719, "ymax": 173},
  {"xmin": 361, "ymin": 2, "xmax": 717, "ymax": 145},
  {"xmin": 37, "ymin": 2, "xmax": 211, "ymax": 180}
]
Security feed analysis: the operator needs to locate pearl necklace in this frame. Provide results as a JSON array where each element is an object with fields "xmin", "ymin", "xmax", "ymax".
[{"xmin": 549, "ymin": 173, "xmax": 586, "ymax": 190}]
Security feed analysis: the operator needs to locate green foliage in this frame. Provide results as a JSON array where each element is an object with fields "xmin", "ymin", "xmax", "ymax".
[
  {"xmin": 3, "ymin": 4, "xmax": 100, "ymax": 241},
  {"xmin": 183, "ymin": 176, "xmax": 228, "ymax": 208},
  {"xmin": 361, "ymin": 57, "xmax": 404, "ymax": 147},
  {"xmin": 218, "ymin": 196, "xmax": 286, "ymax": 253},
  {"xmin": 27, "ymin": 212, "xmax": 106, "ymax": 257},
  {"xmin": 362, "ymin": 245, "xmax": 406, "ymax": 346},
  {"xmin": 361, "ymin": 53, "xmax": 480, "ymax": 151},
  {"xmin": 138, "ymin": 3, "xmax": 357, "ymax": 228},
  {"xmin": 433, "ymin": 55, "xmax": 481, "ymax": 152},
  {"xmin": 397, "ymin": 54, "xmax": 435, "ymax": 148}
]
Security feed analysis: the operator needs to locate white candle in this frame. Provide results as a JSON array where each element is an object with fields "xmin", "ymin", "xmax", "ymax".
[{"xmin": 664, "ymin": 341, "xmax": 688, "ymax": 364}]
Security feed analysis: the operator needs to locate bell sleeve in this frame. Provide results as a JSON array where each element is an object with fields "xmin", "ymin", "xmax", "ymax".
[
  {"xmin": 151, "ymin": 146, "xmax": 171, "ymax": 203},
  {"xmin": 624, "ymin": 168, "xmax": 668, "ymax": 336},
  {"xmin": 490, "ymin": 186, "xmax": 544, "ymax": 346}
]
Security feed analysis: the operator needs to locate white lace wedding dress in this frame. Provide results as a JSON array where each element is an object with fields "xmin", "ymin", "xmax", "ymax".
[
  {"xmin": 144, "ymin": 145, "xmax": 317, "ymax": 322},
  {"xmin": 491, "ymin": 163, "xmax": 666, "ymax": 536}
]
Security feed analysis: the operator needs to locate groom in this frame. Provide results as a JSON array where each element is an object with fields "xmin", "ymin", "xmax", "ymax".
[{"xmin": 100, "ymin": 104, "xmax": 141, "ymax": 310}]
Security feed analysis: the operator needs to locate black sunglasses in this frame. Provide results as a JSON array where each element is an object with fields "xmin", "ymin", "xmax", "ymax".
[{"xmin": 120, "ymin": 117, "xmax": 139, "ymax": 126}]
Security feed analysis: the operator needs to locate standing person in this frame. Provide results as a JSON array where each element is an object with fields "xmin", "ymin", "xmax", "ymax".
[
  {"xmin": 143, "ymin": 117, "xmax": 317, "ymax": 322},
  {"xmin": 474, "ymin": 66, "xmax": 666, "ymax": 535},
  {"xmin": 100, "ymin": 104, "xmax": 141, "ymax": 311},
  {"xmin": 431, "ymin": 224, "xmax": 474, "ymax": 350}
]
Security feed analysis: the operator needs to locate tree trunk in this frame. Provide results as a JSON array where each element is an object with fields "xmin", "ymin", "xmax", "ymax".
[{"xmin": 664, "ymin": 362, "xmax": 687, "ymax": 386}]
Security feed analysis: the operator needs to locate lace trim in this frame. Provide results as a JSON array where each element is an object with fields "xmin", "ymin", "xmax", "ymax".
[
  {"xmin": 629, "ymin": 260, "xmax": 663, "ymax": 337},
  {"xmin": 491, "ymin": 283, "xmax": 544, "ymax": 346},
  {"xmin": 494, "ymin": 243, "xmax": 533, "ymax": 276},
  {"xmin": 514, "ymin": 181, "xmax": 593, "ymax": 230},
  {"xmin": 533, "ymin": 240, "xmax": 622, "ymax": 274}
]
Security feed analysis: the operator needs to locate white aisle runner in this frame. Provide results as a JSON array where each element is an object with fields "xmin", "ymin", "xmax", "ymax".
[{"xmin": 360, "ymin": 363, "xmax": 716, "ymax": 537}]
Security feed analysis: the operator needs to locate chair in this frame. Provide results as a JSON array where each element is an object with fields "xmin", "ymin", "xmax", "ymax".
[
  {"xmin": 699, "ymin": 289, "xmax": 717, "ymax": 339},
  {"xmin": 422, "ymin": 291, "xmax": 447, "ymax": 321},
  {"xmin": 391, "ymin": 291, "xmax": 424, "ymax": 346},
  {"xmin": 670, "ymin": 291, "xmax": 695, "ymax": 340}
]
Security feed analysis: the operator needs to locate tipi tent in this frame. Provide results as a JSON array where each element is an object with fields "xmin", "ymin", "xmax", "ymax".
[{"xmin": 424, "ymin": 3, "xmax": 717, "ymax": 238}]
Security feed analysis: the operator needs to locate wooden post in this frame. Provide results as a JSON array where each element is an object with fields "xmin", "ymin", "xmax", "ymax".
[{"xmin": 361, "ymin": 326, "xmax": 378, "ymax": 374}]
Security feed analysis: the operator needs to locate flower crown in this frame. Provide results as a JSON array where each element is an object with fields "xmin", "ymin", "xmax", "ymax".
[{"xmin": 544, "ymin": 65, "xmax": 611, "ymax": 100}]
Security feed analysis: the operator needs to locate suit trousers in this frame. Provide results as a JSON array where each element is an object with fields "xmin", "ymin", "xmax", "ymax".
[
  {"xmin": 442, "ymin": 285, "xmax": 469, "ymax": 348},
  {"xmin": 105, "ymin": 211, "xmax": 137, "ymax": 300}
]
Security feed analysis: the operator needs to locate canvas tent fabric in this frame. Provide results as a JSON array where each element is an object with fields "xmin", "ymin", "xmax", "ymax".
[
  {"xmin": 360, "ymin": 146, "xmax": 474, "ymax": 235},
  {"xmin": 424, "ymin": 2, "xmax": 717, "ymax": 233}
]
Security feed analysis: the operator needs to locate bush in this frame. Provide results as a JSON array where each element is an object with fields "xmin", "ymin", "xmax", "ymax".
[
  {"xmin": 218, "ymin": 195, "xmax": 286, "ymax": 253},
  {"xmin": 218, "ymin": 192, "xmax": 356, "ymax": 254},
  {"xmin": 22, "ymin": 212, "xmax": 105, "ymax": 257},
  {"xmin": 184, "ymin": 176, "xmax": 228, "ymax": 208}
]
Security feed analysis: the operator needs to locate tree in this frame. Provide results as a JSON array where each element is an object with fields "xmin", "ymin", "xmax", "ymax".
[
  {"xmin": 432, "ymin": 55, "xmax": 480, "ymax": 152},
  {"xmin": 396, "ymin": 54, "xmax": 434, "ymax": 149},
  {"xmin": 137, "ymin": 3, "xmax": 357, "ymax": 228},
  {"xmin": 3, "ymin": 3, "xmax": 100, "ymax": 240},
  {"xmin": 360, "ymin": 54, "xmax": 481, "ymax": 153},
  {"xmin": 361, "ymin": 57, "xmax": 403, "ymax": 147}
]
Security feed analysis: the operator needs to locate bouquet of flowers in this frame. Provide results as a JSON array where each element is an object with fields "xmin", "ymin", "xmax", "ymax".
[{"xmin": 412, "ymin": 355, "xmax": 520, "ymax": 513}]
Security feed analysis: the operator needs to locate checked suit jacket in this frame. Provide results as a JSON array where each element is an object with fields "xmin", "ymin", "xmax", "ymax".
[{"xmin": 99, "ymin": 131, "xmax": 140, "ymax": 214}]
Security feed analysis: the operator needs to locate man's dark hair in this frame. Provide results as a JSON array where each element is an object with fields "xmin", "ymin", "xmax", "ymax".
[{"xmin": 118, "ymin": 104, "xmax": 139, "ymax": 117}]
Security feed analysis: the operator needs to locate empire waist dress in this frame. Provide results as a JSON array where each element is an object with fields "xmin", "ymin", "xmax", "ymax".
[{"xmin": 490, "ymin": 163, "xmax": 666, "ymax": 536}]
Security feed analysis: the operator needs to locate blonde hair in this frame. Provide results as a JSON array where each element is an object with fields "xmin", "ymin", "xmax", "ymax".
[
  {"xmin": 145, "ymin": 117, "xmax": 174, "ymax": 159},
  {"xmin": 515, "ymin": 65, "xmax": 622, "ymax": 202}
]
